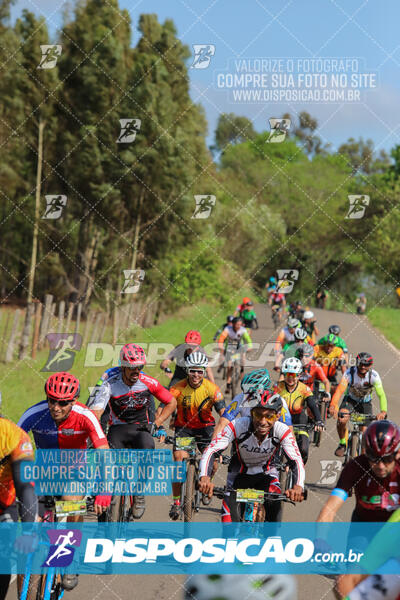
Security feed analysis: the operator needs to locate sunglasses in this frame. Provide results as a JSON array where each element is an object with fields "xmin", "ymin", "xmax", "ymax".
[
  {"xmin": 188, "ymin": 368, "xmax": 205, "ymax": 376},
  {"xmin": 366, "ymin": 453, "xmax": 396, "ymax": 465},
  {"xmin": 47, "ymin": 398, "xmax": 74, "ymax": 407},
  {"xmin": 252, "ymin": 410, "xmax": 278, "ymax": 422}
]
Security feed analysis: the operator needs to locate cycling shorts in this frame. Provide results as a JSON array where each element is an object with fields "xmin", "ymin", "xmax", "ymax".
[
  {"xmin": 174, "ymin": 425, "xmax": 213, "ymax": 453},
  {"xmin": 339, "ymin": 397, "xmax": 373, "ymax": 415}
]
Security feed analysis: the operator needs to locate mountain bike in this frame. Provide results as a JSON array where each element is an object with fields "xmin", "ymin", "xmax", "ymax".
[
  {"xmin": 313, "ymin": 383, "xmax": 329, "ymax": 447},
  {"xmin": 19, "ymin": 499, "xmax": 86, "ymax": 600},
  {"xmin": 343, "ymin": 412, "xmax": 377, "ymax": 465},
  {"xmin": 279, "ymin": 423, "xmax": 318, "ymax": 490},
  {"xmin": 165, "ymin": 435, "xmax": 201, "ymax": 522},
  {"xmin": 271, "ymin": 305, "xmax": 282, "ymax": 329}
]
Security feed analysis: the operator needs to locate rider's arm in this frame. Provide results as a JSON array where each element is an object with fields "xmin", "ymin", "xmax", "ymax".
[
  {"xmin": 217, "ymin": 329, "xmax": 228, "ymax": 350},
  {"xmin": 331, "ymin": 374, "xmax": 349, "ymax": 409},
  {"xmin": 316, "ymin": 492, "xmax": 346, "ymax": 522},
  {"xmin": 12, "ymin": 460, "xmax": 38, "ymax": 522},
  {"xmin": 82, "ymin": 409, "xmax": 109, "ymax": 448},
  {"xmin": 199, "ymin": 422, "xmax": 235, "ymax": 477},
  {"xmin": 279, "ymin": 427, "xmax": 305, "ymax": 489},
  {"xmin": 315, "ymin": 364, "xmax": 330, "ymax": 394},
  {"xmin": 241, "ymin": 329, "xmax": 252, "ymax": 350},
  {"xmin": 86, "ymin": 377, "xmax": 112, "ymax": 421},
  {"xmin": 275, "ymin": 330, "xmax": 285, "ymax": 353},
  {"xmin": 145, "ymin": 378, "xmax": 177, "ymax": 425},
  {"xmin": 374, "ymin": 377, "xmax": 388, "ymax": 414},
  {"xmin": 305, "ymin": 393, "xmax": 322, "ymax": 422}
]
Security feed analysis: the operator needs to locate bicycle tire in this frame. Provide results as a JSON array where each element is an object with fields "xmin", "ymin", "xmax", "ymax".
[
  {"xmin": 314, "ymin": 400, "xmax": 326, "ymax": 447},
  {"xmin": 18, "ymin": 574, "xmax": 43, "ymax": 600},
  {"xmin": 231, "ymin": 363, "xmax": 238, "ymax": 399},
  {"xmin": 184, "ymin": 462, "xmax": 196, "ymax": 522},
  {"xmin": 109, "ymin": 495, "xmax": 123, "ymax": 522},
  {"xmin": 350, "ymin": 432, "xmax": 359, "ymax": 459}
]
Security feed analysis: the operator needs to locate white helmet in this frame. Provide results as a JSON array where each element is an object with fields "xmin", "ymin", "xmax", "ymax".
[
  {"xmin": 185, "ymin": 351, "xmax": 208, "ymax": 370},
  {"xmin": 287, "ymin": 317, "xmax": 300, "ymax": 328},
  {"xmin": 184, "ymin": 574, "xmax": 297, "ymax": 600},
  {"xmin": 303, "ymin": 310, "xmax": 314, "ymax": 320},
  {"xmin": 282, "ymin": 357, "xmax": 302, "ymax": 374},
  {"xmin": 294, "ymin": 327, "xmax": 307, "ymax": 341}
]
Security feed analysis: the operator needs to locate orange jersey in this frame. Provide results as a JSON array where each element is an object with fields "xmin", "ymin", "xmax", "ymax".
[
  {"xmin": 313, "ymin": 345, "xmax": 344, "ymax": 378},
  {"xmin": 170, "ymin": 378, "xmax": 224, "ymax": 429},
  {"xmin": 0, "ymin": 418, "xmax": 34, "ymax": 509}
]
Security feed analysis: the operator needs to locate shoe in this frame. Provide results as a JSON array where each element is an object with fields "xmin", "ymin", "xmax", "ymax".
[
  {"xmin": 334, "ymin": 443, "xmax": 346, "ymax": 457},
  {"xmin": 62, "ymin": 574, "xmax": 79, "ymax": 591},
  {"xmin": 202, "ymin": 493, "xmax": 212, "ymax": 506},
  {"xmin": 132, "ymin": 495, "xmax": 145, "ymax": 519},
  {"xmin": 169, "ymin": 502, "xmax": 180, "ymax": 520}
]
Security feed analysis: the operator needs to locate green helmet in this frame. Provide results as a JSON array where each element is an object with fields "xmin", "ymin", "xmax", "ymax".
[
  {"xmin": 241, "ymin": 369, "xmax": 271, "ymax": 395},
  {"xmin": 320, "ymin": 333, "xmax": 338, "ymax": 346}
]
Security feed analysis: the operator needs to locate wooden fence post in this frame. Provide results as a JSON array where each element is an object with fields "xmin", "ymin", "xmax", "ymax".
[
  {"xmin": 31, "ymin": 302, "xmax": 42, "ymax": 360},
  {"xmin": 82, "ymin": 311, "xmax": 93, "ymax": 348},
  {"xmin": 65, "ymin": 302, "xmax": 74, "ymax": 334},
  {"xmin": 57, "ymin": 300, "xmax": 65, "ymax": 333},
  {"xmin": 5, "ymin": 310, "xmax": 21, "ymax": 363},
  {"xmin": 75, "ymin": 303, "xmax": 82, "ymax": 337},
  {"xmin": 99, "ymin": 313, "xmax": 108, "ymax": 343},
  {"xmin": 39, "ymin": 294, "xmax": 53, "ymax": 348},
  {"xmin": 19, "ymin": 303, "xmax": 35, "ymax": 360},
  {"xmin": 2, "ymin": 311, "xmax": 11, "ymax": 362},
  {"xmin": 112, "ymin": 307, "xmax": 119, "ymax": 345},
  {"xmin": 90, "ymin": 313, "xmax": 101, "ymax": 343}
]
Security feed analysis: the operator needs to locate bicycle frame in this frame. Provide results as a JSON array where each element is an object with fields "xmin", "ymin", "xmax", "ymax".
[{"xmin": 344, "ymin": 412, "xmax": 377, "ymax": 464}]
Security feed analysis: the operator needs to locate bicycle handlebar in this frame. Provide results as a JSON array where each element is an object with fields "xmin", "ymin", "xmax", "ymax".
[{"xmin": 212, "ymin": 486, "xmax": 307, "ymax": 503}]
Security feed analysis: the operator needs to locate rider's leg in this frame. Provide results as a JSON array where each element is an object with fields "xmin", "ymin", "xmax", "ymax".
[{"xmin": 335, "ymin": 402, "xmax": 351, "ymax": 457}]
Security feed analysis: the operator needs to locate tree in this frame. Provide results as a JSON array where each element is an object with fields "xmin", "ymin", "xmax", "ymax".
[{"xmin": 213, "ymin": 113, "xmax": 256, "ymax": 152}]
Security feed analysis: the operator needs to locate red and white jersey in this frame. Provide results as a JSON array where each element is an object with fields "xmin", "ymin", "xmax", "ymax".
[{"xmin": 200, "ymin": 417, "xmax": 305, "ymax": 488}]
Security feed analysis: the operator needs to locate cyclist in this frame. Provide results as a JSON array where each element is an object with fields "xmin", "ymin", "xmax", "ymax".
[
  {"xmin": 330, "ymin": 352, "xmax": 388, "ymax": 457},
  {"xmin": 282, "ymin": 327, "xmax": 314, "ymax": 359},
  {"xmin": 326, "ymin": 324, "xmax": 348, "ymax": 362},
  {"xmin": 296, "ymin": 344, "xmax": 331, "ymax": 410},
  {"xmin": 266, "ymin": 275, "xmax": 277, "ymax": 294},
  {"xmin": 199, "ymin": 392, "xmax": 305, "ymax": 522},
  {"xmin": 213, "ymin": 315, "xmax": 234, "ymax": 342},
  {"xmin": 0, "ymin": 416, "xmax": 38, "ymax": 600},
  {"xmin": 18, "ymin": 372, "xmax": 110, "ymax": 591},
  {"xmin": 239, "ymin": 300, "xmax": 258, "ymax": 329},
  {"xmin": 316, "ymin": 288, "xmax": 327, "ymax": 309},
  {"xmin": 288, "ymin": 300, "xmax": 304, "ymax": 321},
  {"xmin": 234, "ymin": 297, "xmax": 252, "ymax": 316},
  {"xmin": 316, "ymin": 420, "xmax": 400, "ymax": 523},
  {"xmin": 87, "ymin": 344, "xmax": 176, "ymax": 519},
  {"xmin": 212, "ymin": 369, "xmax": 292, "ymax": 439},
  {"xmin": 160, "ymin": 330, "xmax": 215, "ymax": 387},
  {"xmin": 218, "ymin": 317, "xmax": 252, "ymax": 393},
  {"xmin": 274, "ymin": 317, "xmax": 300, "ymax": 371},
  {"xmin": 168, "ymin": 352, "xmax": 225, "ymax": 519},
  {"xmin": 269, "ymin": 290, "xmax": 287, "ymax": 325},
  {"xmin": 274, "ymin": 357, "xmax": 324, "ymax": 464},
  {"xmin": 356, "ymin": 292, "xmax": 367, "ymax": 314},
  {"xmin": 313, "ymin": 333, "xmax": 346, "ymax": 391},
  {"xmin": 301, "ymin": 310, "xmax": 319, "ymax": 342}
]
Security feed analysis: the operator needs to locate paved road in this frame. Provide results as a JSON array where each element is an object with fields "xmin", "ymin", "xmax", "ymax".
[{"xmin": 10, "ymin": 304, "xmax": 400, "ymax": 600}]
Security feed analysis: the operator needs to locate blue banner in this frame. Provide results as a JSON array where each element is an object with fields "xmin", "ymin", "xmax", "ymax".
[
  {"xmin": 1, "ymin": 522, "xmax": 399, "ymax": 575},
  {"xmin": 20, "ymin": 450, "xmax": 185, "ymax": 495}
]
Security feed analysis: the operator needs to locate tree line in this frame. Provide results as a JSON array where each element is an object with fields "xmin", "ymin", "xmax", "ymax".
[{"xmin": 1, "ymin": 0, "xmax": 399, "ymax": 321}]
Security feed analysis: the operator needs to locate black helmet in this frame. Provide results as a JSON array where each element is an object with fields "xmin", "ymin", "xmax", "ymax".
[
  {"xmin": 329, "ymin": 325, "xmax": 341, "ymax": 336},
  {"xmin": 232, "ymin": 317, "xmax": 242, "ymax": 325},
  {"xmin": 356, "ymin": 352, "xmax": 373, "ymax": 367},
  {"xmin": 227, "ymin": 315, "xmax": 234, "ymax": 323},
  {"xmin": 296, "ymin": 343, "xmax": 314, "ymax": 359}
]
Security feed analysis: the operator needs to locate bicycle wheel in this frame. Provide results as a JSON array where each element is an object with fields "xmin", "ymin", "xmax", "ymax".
[
  {"xmin": 18, "ymin": 574, "xmax": 43, "ymax": 600},
  {"xmin": 109, "ymin": 495, "xmax": 123, "ymax": 522},
  {"xmin": 184, "ymin": 462, "xmax": 196, "ymax": 522},
  {"xmin": 350, "ymin": 432, "xmax": 359, "ymax": 459},
  {"xmin": 231, "ymin": 362, "xmax": 238, "ymax": 399}
]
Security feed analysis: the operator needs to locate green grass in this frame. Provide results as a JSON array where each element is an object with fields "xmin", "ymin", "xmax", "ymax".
[
  {"xmin": 1, "ymin": 292, "xmax": 257, "ymax": 424},
  {"xmin": 368, "ymin": 306, "xmax": 400, "ymax": 349}
]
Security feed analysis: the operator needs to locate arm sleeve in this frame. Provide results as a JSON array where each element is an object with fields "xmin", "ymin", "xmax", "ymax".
[
  {"xmin": 17, "ymin": 410, "xmax": 34, "ymax": 433},
  {"xmin": 331, "ymin": 374, "xmax": 349, "ymax": 408},
  {"xmin": 199, "ymin": 422, "xmax": 235, "ymax": 477},
  {"xmin": 275, "ymin": 331, "xmax": 285, "ymax": 352},
  {"xmin": 83, "ymin": 412, "xmax": 108, "ymax": 448},
  {"xmin": 151, "ymin": 383, "xmax": 174, "ymax": 405},
  {"xmin": 280, "ymin": 429, "xmax": 305, "ymax": 488},
  {"xmin": 86, "ymin": 379, "xmax": 112, "ymax": 411},
  {"xmin": 336, "ymin": 459, "xmax": 358, "ymax": 494},
  {"xmin": 315, "ymin": 364, "xmax": 328, "ymax": 383},
  {"xmin": 305, "ymin": 395, "xmax": 322, "ymax": 421},
  {"xmin": 11, "ymin": 460, "xmax": 38, "ymax": 522},
  {"xmin": 242, "ymin": 330, "xmax": 252, "ymax": 348},
  {"xmin": 374, "ymin": 380, "xmax": 387, "ymax": 413},
  {"xmin": 218, "ymin": 329, "xmax": 228, "ymax": 349}
]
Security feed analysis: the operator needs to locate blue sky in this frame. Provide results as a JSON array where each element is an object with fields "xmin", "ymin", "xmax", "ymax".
[{"xmin": 11, "ymin": 0, "xmax": 400, "ymax": 153}]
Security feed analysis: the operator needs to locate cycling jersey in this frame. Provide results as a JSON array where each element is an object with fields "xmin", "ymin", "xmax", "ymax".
[
  {"xmin": 218, "ymin": 325, "xmax": 252, "ymax": 349},
  {"xmin": 170, "ymin": 378, "xmax": 224, "ymax": 429},
  {"xmin": 332, "ymin": 367, "xmax": 387, "ymax": 412},
  {"xmin": 335, "ymin": 455, "xmax": 400, "ymax": 521},
  {"xmin": 282, "ymin": 337, "xmax": 314, "ymax": 356},
  {"xmin": 18, "ymin": 401, "xmax": 107, "ymax": 449},
  {"xmin": 314, "ymin": 344, "xmax": 344, "ymax": 378},
  {"xmin": 299, "ymin": 359, "xmax": 328, "ymax": 391},
  {"xmin": 200, "ymin": 417, "xmax": 305, "ymax": 488},
  {"xmin": 275, "ymin": 327, "xmax": 296, "ymax": 353},
  {"xmin": 302, "ymin": 320, "xmax": 317, "ymax": 337},
  {"xmin": 87, "ymin": 366, "xmax": 173, "ymax": 425},
  {"xmin": 274, "ymin": 381, "xmax": 313, "ymax": 415},
  {"xmin": 270, "ymin": 293, "xmax": 285, "ymax": 305},
  {"xmin": 239, "ymin": 308, "xmax": 256, "ymax": 322},
  {"xmin": 222, "ymin": 393, "xmax": 292, "ymax": 427},
  {"xmin": 0, "ymin": 418, "xmax": 34, "ymax": 509}
]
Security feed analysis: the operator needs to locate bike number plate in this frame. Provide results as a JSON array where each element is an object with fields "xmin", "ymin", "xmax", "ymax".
[
  {"xmin": 236, "ymin": 489, "xmax": 264, "ymax": 503},
  {"xmin": 55, "ymin": 500, "xmax": 87, "ymax": 517},
  {"xmin": 350, "ymin": 412, "xmax": 366, "ymax": 424},
  {"xmin": 175, "ymin": 437, "xmax": 196, "ymax": 451}
]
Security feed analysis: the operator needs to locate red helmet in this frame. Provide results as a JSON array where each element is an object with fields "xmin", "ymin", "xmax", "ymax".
[
  {"xmin": 356, "ymin": 352, "xmax": 373, "ymax": 367},
  {"xmin": 185, "ymin": 330, "xmax": 201, "ymax": 345},
  {"xmin": 45, "ymin": 372, "xmax": 80, "ymax": 401},
  {"xmin": 365, "ymin": 420, "xmax": 400, "ymax": 458},
  {"xmin": 120, "ymin": 343, "xmax": 146, "ymax": 367},
  {"xmin": 242, "ymin": 297, "xmax": 251, "ymax": 304}
]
